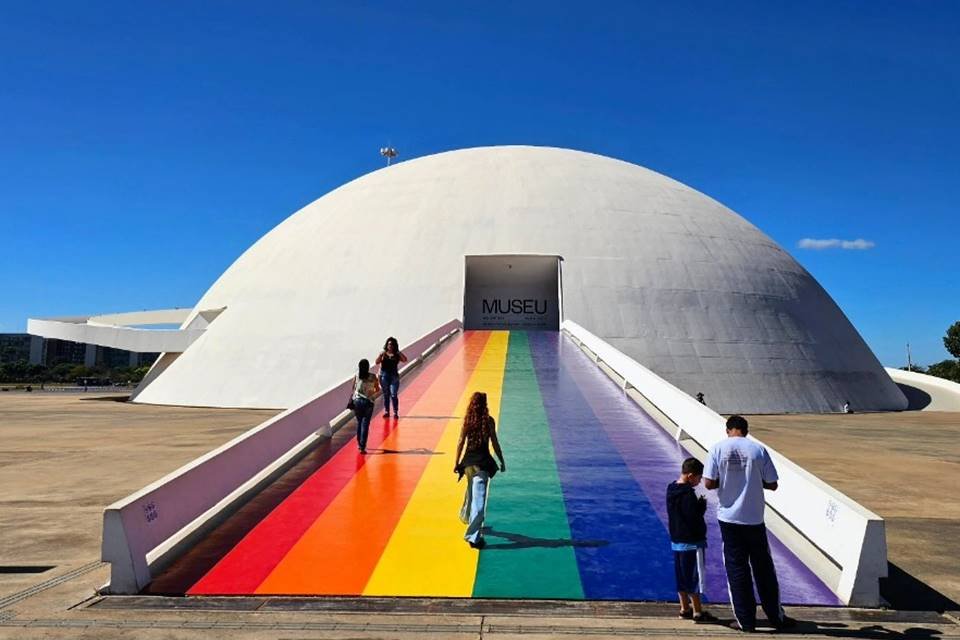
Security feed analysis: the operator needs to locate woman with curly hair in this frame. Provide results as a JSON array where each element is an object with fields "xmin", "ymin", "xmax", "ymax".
[
  {"xmin": 376, "ymin": 336, "xmax": 407, "ymax": 418},
  {"xmin": 453, "ymin": 391, "xmax": 506, "ymax": 549}
]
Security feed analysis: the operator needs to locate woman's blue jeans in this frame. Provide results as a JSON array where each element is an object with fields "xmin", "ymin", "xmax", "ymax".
[
  {"xmin": 380, "ymin": 373, "xmax": 400, "ymax": 415},
  {"xmin": 353, "ymin": 397, "xmax": 373, "ymax": 450},
  {"xmin": 459, "ymin": 466, "xmax": 489, "ymax": 544}
]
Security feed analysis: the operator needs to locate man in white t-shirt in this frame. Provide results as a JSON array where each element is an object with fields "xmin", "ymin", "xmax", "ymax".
[{"xmin": 703, "ymin": 415, "xmax": 795, "ymax": 633}]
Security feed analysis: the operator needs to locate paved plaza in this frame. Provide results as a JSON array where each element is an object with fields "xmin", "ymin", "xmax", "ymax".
[
  {"xmin": 0, "ymin": 353, "xmax": 958, "ymax": 637},
  {"xmin": 749, "ymin": 411, "xmax": 960, "ymax": 612}
]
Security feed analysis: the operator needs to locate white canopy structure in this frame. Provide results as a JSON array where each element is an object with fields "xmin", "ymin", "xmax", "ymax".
[
  {"xmin": 27, "ymin": 308, "xmax": 219, "ymax": 355},
  {"xmin": 118, "ymin": 146, "xmax": 904, "ymax": 412}
]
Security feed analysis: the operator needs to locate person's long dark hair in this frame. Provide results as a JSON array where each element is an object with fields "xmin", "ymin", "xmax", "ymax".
[
  {"xmin": 358, "ymin": 358, "xmax": 370, "ymax": 379},
  {"xmin": 463, "ymin": 392, "xmax": 489, "ymax": 439},
  {"xmin": 384, "ymin": 336, "xmax": 399, "ymax": 352}
]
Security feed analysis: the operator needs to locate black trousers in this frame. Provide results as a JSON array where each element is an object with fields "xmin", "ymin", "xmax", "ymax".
[{"xmin": 719, "ymin": 521, "xmax": 785, "ymax": 630}]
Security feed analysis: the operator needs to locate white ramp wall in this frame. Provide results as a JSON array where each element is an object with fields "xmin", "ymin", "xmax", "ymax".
[
  {"xmin": 563, "ymin": 319, "xmax": 888, "ymax": 606},
  {"xmin": 101, "ymin": 320, "xmax": 460, "ymax": 593}
]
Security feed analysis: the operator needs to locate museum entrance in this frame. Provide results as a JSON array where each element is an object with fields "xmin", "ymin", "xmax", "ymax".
[{"xmin": 463, "ymin": 254, "xmax": 562, "ymax": 331}]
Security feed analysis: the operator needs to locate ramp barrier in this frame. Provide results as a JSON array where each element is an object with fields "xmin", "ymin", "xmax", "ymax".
[
  {"xmin": 101, "ymin": 319, "xmax": 461, "ymax": 594},
  {"xmin": 562, "ymin": 320, "xmax": 887, "ymax": 606}
]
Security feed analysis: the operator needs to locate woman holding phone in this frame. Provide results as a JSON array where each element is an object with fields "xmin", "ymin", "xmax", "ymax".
[{"xmin": 376, "ymin": 336, "xmax": 407, "ymax": 418}]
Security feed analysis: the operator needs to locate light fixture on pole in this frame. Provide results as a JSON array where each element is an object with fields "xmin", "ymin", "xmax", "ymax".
[{"xmin": 380, "ymin": 147, "xmax": 398, "ymax": 166}]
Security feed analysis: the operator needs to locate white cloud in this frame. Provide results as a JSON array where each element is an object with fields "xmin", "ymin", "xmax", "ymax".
[{"xmin": 798, "ymin": 238, "xmax": 875, "ymax": 251}]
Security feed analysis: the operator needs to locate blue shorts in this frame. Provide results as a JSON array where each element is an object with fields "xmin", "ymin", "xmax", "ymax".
[{"xmin": 673, "ymin": 547, "xmax": 706, "ymax": 594}]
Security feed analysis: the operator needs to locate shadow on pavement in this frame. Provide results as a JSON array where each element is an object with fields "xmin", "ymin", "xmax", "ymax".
[
  {"xmin": 692, "ymin": 618, "xmax": 948, "ymax": 639},
  {"xmin": 881, "ymin": 562, "xmax": 959, "ymax": 612},
  {"xmin": 782, "ymin": 621, "xmax": 945, "ymax": 638},
  {"xmin": 483, "ymin": 527, "xmax": 608, "ymax": 550},
  {"xmin": 372, "ymin": 448, "xmax": 443, "ymax": 455}
]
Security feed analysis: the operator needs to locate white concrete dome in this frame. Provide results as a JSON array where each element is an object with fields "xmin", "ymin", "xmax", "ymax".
[{"xmin": 134, "ymin": 146, "xmax": 907, "ymax": 413}]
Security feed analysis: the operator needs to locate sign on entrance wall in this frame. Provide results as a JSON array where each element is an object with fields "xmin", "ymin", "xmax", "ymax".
[{"xmin": 463, "ymin": 255, "xmax": 561, "ymax": 330}]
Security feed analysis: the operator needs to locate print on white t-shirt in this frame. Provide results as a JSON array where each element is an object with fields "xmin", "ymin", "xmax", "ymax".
[{"xmin": 703, "ymin": 437, "xmax": 778, "ymax": 525}]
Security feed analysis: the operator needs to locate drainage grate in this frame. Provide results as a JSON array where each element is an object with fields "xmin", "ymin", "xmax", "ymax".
[
  {"xmin": 0, "ymin": 566, "xmax": 55, "ymax": 574},
  {"xmin": 0, "ymin": 561, "xmax": 103, "ymax": 610}
]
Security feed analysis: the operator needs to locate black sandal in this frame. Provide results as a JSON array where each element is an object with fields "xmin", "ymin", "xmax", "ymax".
[{"xmin": 693, "ymin": 611, "xmax": 718, "ymax": 623}]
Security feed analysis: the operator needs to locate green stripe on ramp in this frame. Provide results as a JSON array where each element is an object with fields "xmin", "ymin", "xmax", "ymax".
[{"xmin": 472, "ymin": 331, "xmax": 584, "ymax": 599}]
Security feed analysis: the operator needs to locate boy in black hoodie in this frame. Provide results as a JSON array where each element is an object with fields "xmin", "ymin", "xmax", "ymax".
[{"xmin": 666, "ymin": 457, "xmax": 716, "ymax": 623}]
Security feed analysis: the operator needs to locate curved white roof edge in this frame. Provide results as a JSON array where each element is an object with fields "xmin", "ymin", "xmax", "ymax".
[
  {"xmin": 27, "ymin": 308, "xmax": 223, "ymax": 354},
  {"xmin": 87, "ymin": 308, "xmax": 194, "ymax": 326},
  {"xmin": 886, "ymin": 367, "xmax": 960, "ymax": 411}
]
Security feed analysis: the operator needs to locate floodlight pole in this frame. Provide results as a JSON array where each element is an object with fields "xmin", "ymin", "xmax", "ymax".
[
  {"xmin": 380, "ymin": 147, "xmax": 398, "ymax": 166},
  {"xmin": 906, "ymin": 342, "xmax": 912, "ymax": 372}
]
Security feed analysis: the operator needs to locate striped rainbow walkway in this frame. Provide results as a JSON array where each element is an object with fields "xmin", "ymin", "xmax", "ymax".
[{"xmin": 170, "ymin": 330, "xmax": 838, "ymax": 604}]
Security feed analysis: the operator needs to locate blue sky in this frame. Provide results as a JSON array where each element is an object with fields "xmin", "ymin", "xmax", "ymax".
[{"xmin": 1, "ymin": 1, "xmax": 957, "ymax": 366}]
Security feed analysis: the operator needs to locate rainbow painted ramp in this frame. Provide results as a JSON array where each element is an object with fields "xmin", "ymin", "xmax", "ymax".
[{"xmin": 149, "ymin": 331, "xmax": 839, "ymax": 604}]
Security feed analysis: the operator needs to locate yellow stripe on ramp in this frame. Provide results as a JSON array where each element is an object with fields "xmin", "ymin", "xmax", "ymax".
[{"xmin": 362, "ymin": 331, "xmax": 509, "ymax": 597}]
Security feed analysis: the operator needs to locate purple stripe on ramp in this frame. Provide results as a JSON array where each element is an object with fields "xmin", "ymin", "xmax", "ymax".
[
  {"xmin": 552, "ymin": 334, "xmax": 728, "ymax": 602},
  {"xmin": 528, "ymin": 332, "xmax": 677, "ymax": 600},
  {"xmin": 556, "ymin": 333, "xmax": 840, "ymax": 606}
]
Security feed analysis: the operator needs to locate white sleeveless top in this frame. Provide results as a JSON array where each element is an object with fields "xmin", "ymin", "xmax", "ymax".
[{"xmin": 353, "ymin": 374, "xmax": 378, "ymax": 401}]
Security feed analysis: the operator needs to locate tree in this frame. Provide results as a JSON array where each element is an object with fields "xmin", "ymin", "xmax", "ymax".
[
  {"xmin": 28, "ymin": 364, "xmax": 47, "ymax": 383},
  {"xmin": 68, "ymin": 365, "xmax": 92, "ymax": 381},
  {"xmin": 926, "ymin": 359, "xmax": 960, "ymax": 383},
  {"xmin": 50, "ymin": 362, "xmax": 75, "ymax": 382},
  {"xmin": 1, "ymin": 360, "xmax": 29, "ymax": 382},
  {"xmin": 945, "ymin": 321, "xmax": 960, "ymax": 360}
]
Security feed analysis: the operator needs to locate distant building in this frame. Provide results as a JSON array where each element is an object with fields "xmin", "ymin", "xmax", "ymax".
[
  {"xmin": 42, "ymin": 338, "xmax": 89, "ymax": 367},
  {"xmin": 0, "ymin": 334, "xmax": 43, "ymax": 365},
  {"xmin": 97, "ymin": 346, "xmax": 159, "ymax": 369},
  {"xmin": 0, "ymin": 334, "xmax": 157, "ymax": 369}
]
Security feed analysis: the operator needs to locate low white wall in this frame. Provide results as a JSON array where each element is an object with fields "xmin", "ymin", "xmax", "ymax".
[
  {"xmin": 563, "ymin": 319, "xmax": 888, "ymax": 606},
  {"xmin": 101, "ymin": 319, "xmax": 461, "ymax": 594},
  {"xmin": 886, "ymin": 367, "xmax": 960, "ymax": 412}
]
